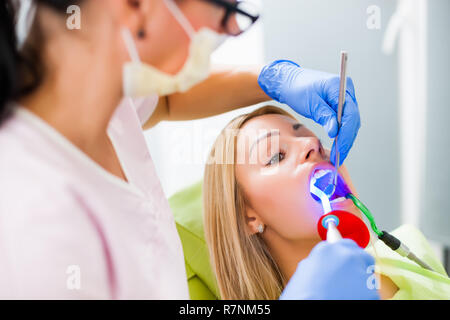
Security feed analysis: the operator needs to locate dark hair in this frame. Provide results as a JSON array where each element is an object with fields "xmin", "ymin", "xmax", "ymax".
[{"xmin": 0, "ymin": 0, "xmax": 80, "ymax": 125}]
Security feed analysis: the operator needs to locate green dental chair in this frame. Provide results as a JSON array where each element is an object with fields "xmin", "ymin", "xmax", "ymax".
[{"xmin": 169, "ymin": 182, "xmax": 220, "ymax": 300}]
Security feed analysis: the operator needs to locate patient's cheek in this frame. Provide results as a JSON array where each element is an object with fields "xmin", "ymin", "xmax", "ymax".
[{"xmin": 251, "ymin": 175, "xmax": 318, "ymax": 238}]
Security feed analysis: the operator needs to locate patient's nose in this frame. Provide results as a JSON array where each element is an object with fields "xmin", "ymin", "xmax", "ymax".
[{"xmin": 298, "ymin": 137, "xmax": 322, "ymax": 164}]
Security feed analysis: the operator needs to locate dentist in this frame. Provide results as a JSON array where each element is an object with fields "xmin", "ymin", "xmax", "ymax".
[{"xmin": 0, "ymin": 0, "xmax": 376, "ymax": 299}]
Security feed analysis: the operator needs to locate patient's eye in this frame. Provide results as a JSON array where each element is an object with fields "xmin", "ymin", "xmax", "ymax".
[{"xmin": 267, "ymin": 152, "xmax": 285, "ymax": 166}]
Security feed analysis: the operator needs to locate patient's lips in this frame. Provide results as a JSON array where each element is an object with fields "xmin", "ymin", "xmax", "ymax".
[{"xmin": 309, "ymin": 167, "xmax": 362, "ymax": 219}]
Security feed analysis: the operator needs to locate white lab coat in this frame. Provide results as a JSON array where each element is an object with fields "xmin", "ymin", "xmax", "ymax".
[{"xmin": 0, "ymin": 96, "xmax": 189, "ymax": 299}]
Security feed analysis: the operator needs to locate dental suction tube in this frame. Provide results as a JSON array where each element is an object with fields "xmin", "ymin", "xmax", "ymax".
[
  {"xmin": 378, "ymin": 230, "xmax": 435, "ymax": 272},
  {"xmin": 347, "ymin": 194, "xmax": 436, "ymax": 272}
]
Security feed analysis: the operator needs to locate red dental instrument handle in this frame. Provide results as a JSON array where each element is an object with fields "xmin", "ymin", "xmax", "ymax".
[{"xmin": 317, "ymin": 210, "xmax": 370, "ymax": 248}]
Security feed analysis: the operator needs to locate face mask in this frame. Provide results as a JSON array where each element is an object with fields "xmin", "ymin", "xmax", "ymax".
[{"xmin": 122, "ymin": 0, "xmax": 227, "ymax": 97}]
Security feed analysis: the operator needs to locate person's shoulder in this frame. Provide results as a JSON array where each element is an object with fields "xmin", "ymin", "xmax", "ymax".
[
  {"xmin": 0, "ymin": 146, "xmax": 73, "ymax": 207},
  {"xmin": 0, "ymin": 114, "xmax": 101, "ymax": 243},
  {"xmin": 366, "ymin": 224, "xmax": 450, "ymax": 299},
  {"xmin": 0, "ymin": 150, "xmax": 111, "ymax": 299},
  {"xmin": 0, "ymin": 138, "xmax": 92, "ymax": 233}
]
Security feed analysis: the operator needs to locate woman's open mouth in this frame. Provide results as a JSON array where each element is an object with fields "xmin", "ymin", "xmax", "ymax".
[{"xmin": 310, "ymin": 168, "xmax": 351, "ymax": 204}]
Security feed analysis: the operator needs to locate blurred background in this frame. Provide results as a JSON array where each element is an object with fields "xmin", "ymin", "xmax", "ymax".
[{"xmin": 145, "ymin": 0, "xmax": 449, "ymax": 269}]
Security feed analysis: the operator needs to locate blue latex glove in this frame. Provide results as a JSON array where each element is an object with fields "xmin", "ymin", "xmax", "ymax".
[
  {"xmin": 280, "ymin": 239, "xmax": 380, "ymax": 300},
  {"xmin": 258, "ymin": 60, "xmax": 360, "ymax": 165}
]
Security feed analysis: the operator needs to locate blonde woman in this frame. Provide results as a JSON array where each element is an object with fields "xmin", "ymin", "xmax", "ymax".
[{"xmin": 203, "ymin": 106, "xmax": 450, "ymax": 300}]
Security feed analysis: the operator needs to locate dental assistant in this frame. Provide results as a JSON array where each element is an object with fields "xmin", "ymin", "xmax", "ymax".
[{"xmin": 0, "ymin": 0, "xmax": 376, "ymax": 299}]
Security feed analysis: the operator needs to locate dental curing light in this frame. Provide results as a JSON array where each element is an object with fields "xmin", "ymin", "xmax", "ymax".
[
  {"xmin": 311, "ymin": 171, "xmax": 435, "ymax": 271},
  {"xmin": 310, "ymin": 173, "xmax": 370, "ymax": 248},
  {"xmin": 311, "ymin": 168, "xmax": 436, "ymax": 270}
]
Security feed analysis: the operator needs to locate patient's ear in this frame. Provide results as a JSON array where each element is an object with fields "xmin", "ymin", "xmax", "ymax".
[
  {"xmin": 107, "ymin": 0, "xmax": 150, "ymax": 34},
  {"xmin": 245, "ymin": 206, "xmax": 264, "ymax": 235}
]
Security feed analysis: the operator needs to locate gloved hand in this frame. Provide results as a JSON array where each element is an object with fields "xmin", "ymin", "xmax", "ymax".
[
  {"xmin": 280, "ymin": 239, "xmax": 380, "ymax": 300},
  {"xmin": 258, "ymin": 60, "xmax": 360, "ymax": 165}
]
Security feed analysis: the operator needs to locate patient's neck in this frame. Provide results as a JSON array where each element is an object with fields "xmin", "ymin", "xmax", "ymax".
[{"xmin": 263, "ymin": 231, "xmax": 320, "ymax": 283}]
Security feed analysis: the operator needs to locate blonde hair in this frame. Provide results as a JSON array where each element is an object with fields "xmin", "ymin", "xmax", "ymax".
[{"xmin": 203, "ymin": 105, "xmax": 297, "ymax": 300}]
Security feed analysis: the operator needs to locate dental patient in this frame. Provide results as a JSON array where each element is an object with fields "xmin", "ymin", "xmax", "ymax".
[{"xmin": 203, "ymin": 105, "xmax": 450, "ymax": 300}]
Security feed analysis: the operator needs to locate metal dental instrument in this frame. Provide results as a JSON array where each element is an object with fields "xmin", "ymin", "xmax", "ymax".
[
  {"xmin": 324, "ymin": 51, "xmax": 348, "ymax": 197},
  {"xmin": 334, "ymin": 51, "xmax": 348, "ymax": 185}
]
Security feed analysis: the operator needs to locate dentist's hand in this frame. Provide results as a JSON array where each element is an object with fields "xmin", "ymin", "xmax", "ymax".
[
  {"xmin": 258, "ymin": 60, "xmax": 360, "ymax": 165},
  {"xmin": 280, "ymin": 239, "xmax": 380, "ymax": 300}
]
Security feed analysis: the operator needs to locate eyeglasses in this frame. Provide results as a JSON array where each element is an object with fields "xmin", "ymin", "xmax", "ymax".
[{"xmin": 202, "ymin": 0, "xmax": 260, "ymax": 36}]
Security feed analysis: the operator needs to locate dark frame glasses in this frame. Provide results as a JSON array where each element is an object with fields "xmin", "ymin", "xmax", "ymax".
[{"xmin": 202, "ymin": 0, "xmax": 260, "ymax": 36}]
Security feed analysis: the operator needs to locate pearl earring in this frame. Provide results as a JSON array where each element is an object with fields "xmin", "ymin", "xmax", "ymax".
[{"xmin": 257, "ymin": 224, "xmax": 265, "ymax": 234}]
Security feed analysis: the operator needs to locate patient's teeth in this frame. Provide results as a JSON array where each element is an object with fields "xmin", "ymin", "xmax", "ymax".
[
  {"xmin": 330, "ymin": 197, "xmax": 346, "ymax": 203},
  {"xmin": 313, "ymin": 169, "xmax": 331, "ymax": 179}
]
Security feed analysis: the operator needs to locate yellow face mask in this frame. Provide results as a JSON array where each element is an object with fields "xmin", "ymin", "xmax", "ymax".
[{"xmin": 121, "ymin": 0, "xmax": 227, "ymax": 97}]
